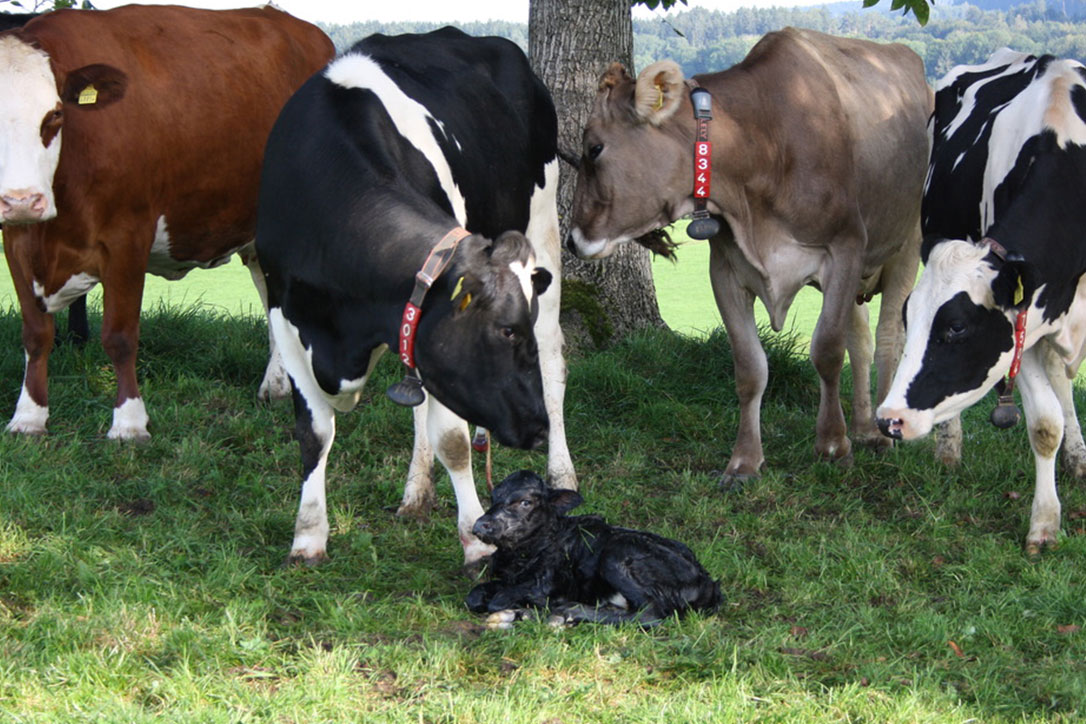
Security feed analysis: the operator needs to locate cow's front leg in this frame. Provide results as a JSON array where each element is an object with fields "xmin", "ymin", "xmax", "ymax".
[
  {"xmin": 709, "ymin": 248, "xmax": 765, "ymax": 483},
  {"xmin": 6, "ymin": 279, "xmax": 55, "ymax": 436},
  {"xmin": 1017, "ymin": 348, "xmax": 1063, "ymax": 555},
  {"xmin": 239, "ymin": 246, "xmax": 292, "ymax": 402},
  {"xmin": 288, "ymin": 383, "xmax": 336, "ymax": 565},
  {"xmin": 100, "ymin": 266, "xmax": 149, "ymax": 440},
  {"xmin": 426, "ymin": 397, "xmax": 494, "ymax": 573}
]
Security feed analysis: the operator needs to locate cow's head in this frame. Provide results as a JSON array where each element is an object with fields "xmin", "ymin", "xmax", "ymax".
[
  {"xmin": 415, "ymin": 230, "xmax": 552, "ymax": 450},
  {"xmin": 567, "ymin": 60, "xmax": 693, "ymax": 259},
  {"xmin": 0, "ymin": 34, "xmax": 126, "ymax": 223},
  {"xmin": 472, "ymin": 470, "xmax": 583, "ymax": 549},
  {"xmin": 876, "ymin": 237, "xmax": 1041, "ymax": 440}
]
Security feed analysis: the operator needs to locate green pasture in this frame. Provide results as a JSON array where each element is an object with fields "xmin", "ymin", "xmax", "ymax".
[{"xmin": 0, "ymin": 234, "xmax": 1084, "ymax": 721}]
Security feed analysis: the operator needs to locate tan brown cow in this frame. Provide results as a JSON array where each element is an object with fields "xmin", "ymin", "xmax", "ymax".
[
  {"xmin": 567, "ymin": 28, "xmax": 932, "ymax": 482},
  {"xmin": 0, "ymin": 5, "xmax": 333, "ymax": 439}
]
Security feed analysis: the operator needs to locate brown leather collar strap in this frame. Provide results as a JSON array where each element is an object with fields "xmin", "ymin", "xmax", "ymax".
[{"xmin": 399, "ymin": 226, "xmax": 471, "ymax": 369}]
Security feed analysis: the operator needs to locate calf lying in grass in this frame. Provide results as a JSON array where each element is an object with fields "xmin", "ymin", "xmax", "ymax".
[{"xmin": 467, "ymin": 471, "xmax": 722, "ymax": 627}]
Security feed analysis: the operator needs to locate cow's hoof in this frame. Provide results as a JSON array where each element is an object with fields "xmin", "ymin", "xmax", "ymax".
[
  {"xmin": 717, "ymin": 472, "xmax": 756, "ymax": 494},
  {"xmin": 1061, "ymin": 450, "xmax": 1086, "ymax": 480},
  {"xmin": 107, "ymin": 429, "xmax": 151, "ymax": 443},
  {"xmin": 485, "ymin": 609, "xmax": 518, "ymax": 630},
  {"xmin": 6, "ymin": 423, "xmax": 46, "ymax": 436},
  {"xmin": 855, "ymin": 434, "xmax": 893, "ymax": 453},
  {"xmin": 285, "ymin": 551, "xmax": 329, "ymax": 567},
  {"xmin": 1025, "ymin": 534, "xmax": 1059, "ymax": 560},
  {"xmin": 395, "ymin": 499, "xmax": 436, "ymax": 521}
]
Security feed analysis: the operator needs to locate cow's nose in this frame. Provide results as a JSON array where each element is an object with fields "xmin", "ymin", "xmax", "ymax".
[
  {"xmin": 564, "ymin": 230, "xmax": 577, "ymax": 254},
  {"xmin": 472, "ymin": 517, "xmax": 495, "ymax": 540},
  {"xmin": 1, "ymin": 191, "xmax": 47, "ymax": 222},
  {"xmin": 876, "ymin": 416, "xmax": 903, "ymax": 440}
]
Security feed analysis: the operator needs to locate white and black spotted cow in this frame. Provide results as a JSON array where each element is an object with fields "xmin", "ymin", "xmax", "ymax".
[
  {"xmin": 256, "ymin": 27, "xmax": 571, "ymax": 567},
  {"xmin": 877, "ymin": 49, "xmax": 1086, "ymax": 554}
]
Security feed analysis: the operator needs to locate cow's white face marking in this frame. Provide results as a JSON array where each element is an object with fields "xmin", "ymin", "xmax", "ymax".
[
  {"xmin": 0, "ymin": 36, "xmax": 61, "ymax": 222},
  {"xmin": 33, "ymin": 273, "xmax": 99, "ymax": 314},
  {"xmin": 327, "ymin": 53, "xmax": 468, "ymax": 225},
  {"xmin": 508, "ymin": 259, "xmax": 535, "ymax": 305}
]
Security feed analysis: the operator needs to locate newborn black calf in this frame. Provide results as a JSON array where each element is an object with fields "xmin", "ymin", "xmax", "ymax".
[{"xmin": 467, "ymin": 470, "xmax": 722, "ymax": 626}]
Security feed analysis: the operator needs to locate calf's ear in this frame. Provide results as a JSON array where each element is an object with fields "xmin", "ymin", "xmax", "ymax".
[
  {"xmin": 60, "ymin": 64, "xmax": 128, "ymax": 109},
  {"xmin": 635, "ymin": 60, "xmax": 684, "ymax": 126},
  {"xmin": 991, "ymin": 254, "xmax": 1040, "ymax": 311},
  {"xmin": 546, "ymin": 488, "xmax": 584, "ymax": 514}
]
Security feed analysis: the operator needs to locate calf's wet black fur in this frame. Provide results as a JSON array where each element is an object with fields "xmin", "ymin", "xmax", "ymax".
[{"xmin": 467, "ymin": 470, "xmax": 723, "ymax": 626}]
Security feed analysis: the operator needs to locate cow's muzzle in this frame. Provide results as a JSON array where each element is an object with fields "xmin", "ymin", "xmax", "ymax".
[
  {"xmin": 1, "ymin": 190, "xmax": 49, "ymax": 223},
  {"xmin": 876, "ymin": 416, "xmax": 904, "ymax": 440}
]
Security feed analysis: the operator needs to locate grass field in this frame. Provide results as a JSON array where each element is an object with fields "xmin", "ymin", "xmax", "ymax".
[{"xmin": 0, "ymin": 238, "xmax": 1084, "ymax": 721}]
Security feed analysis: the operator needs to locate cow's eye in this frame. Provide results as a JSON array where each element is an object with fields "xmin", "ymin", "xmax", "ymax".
[
  {"xmin": 588, "ymin": 143, "xmax": 604, "ymax": 161},
  {"xmin": 500, "ymin": 326, "xmax": 516, "ymax": 340},
  {"xmin": 518, "ymin": 499, "xmax": 533, "ymax": 509},
  {"xmin": 941, "ymin": 321, "xmax": 967, "ymax": 343}
]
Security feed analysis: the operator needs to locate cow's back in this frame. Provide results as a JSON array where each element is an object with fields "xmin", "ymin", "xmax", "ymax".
[
  {"xmin": 20, "ymin": 5, "xmax": 333, "ymax": 256},
  {"xmin": 353, "ymin": 27, "xmax": 558, "ymax": 239},
  {"xmin": 740, "ymin": 28, "xmax": 932, "ymax": 269}
]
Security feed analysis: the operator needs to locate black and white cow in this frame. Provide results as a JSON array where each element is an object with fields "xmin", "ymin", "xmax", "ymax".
[
  {"xmin": 877, "ymin": 49, "xmax": 1086, "ymax": 554},
  {"xmin": 256, "ymin": 27, "xmax": 572, "ymax": 567}
]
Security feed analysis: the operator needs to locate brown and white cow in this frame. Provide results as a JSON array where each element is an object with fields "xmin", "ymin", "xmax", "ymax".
[
  {"xmin": 0, "ymin": 5, "xmax": 333, "ymax": 439},
  {"xmin": 567, "ymin": 28, "xmax": 932, "ymax": 482}
]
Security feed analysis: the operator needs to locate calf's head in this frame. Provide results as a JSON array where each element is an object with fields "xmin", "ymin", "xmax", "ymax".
[
  {"xmin": 0, "ymin": 34, "xmax": 126, "ymax": 223},
  {"xmin": 472, "ymin": 470, "xmax": 584, "ymax": 549},
  {"xmin": 415, "ymin": 231, "xmax": 551, "ymax": 450},
  {"xmin": 877, "ymin": 238, "xmax": 1040, "ymax": 440},
  {"xmin": 567, "ymin": 60, "xmax": 694, "ymax": 259}
]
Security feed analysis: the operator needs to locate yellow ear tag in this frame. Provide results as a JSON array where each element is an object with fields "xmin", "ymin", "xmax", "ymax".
[
  {"xmin": 450, "ymin": 276, "xmax": 464, "ymax": 301},
  {"xmin": 77, "ymin": 84, "xmax": 98, "ymax": 105},
  {"xmin": 654, "ymin": 83, "xmax": 665, "ymax": 111},
  {"xmin": 459, "ymin": 292, "xmax": 472, "ymax": 311},
  {"xmin": 1014, "ymin": 277, "xmax": 1025, "ymax": 306}
]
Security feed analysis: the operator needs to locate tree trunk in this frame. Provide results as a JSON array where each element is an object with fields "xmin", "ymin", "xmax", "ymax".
[{"xmin": 529, "ymin": 0, "xmax": 664, "ymax": 351}]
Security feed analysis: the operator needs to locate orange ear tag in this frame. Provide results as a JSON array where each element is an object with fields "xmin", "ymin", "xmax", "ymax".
[{"xmin": 459, "ymin": 293, "xmax": 472, "ymax": 311}]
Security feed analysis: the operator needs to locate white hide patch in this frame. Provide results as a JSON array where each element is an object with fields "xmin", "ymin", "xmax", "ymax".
[
  {"xmin": 0, "ymin": 36, "xmax": 61, "ymax": 221},
  {"xmin": 108, "ymin": 397, "xmax": 150, "ymax": 440},
  {"xmin": 6, "ymin": 379, "xmax": 48, "ymax": 435},
  {"xmin": 33, "ymin": 273, "xmax": 99, "ymax": 314},
  {"xmin": 567, "ymin": 227, "xmax": 630, "ymax": 260},
  {"xmin": 326, "ymin": 53, "xmax": 468, "ymax": 225},
  {"xmin": 146, "ymin": 215, "xmax": 235, "ymax": 280}
]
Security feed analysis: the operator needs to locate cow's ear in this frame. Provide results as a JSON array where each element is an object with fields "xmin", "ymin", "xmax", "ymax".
[
  {"xmin": 635, "ymin": 60, "xmax": 684, "ymax": 125},
  {"xmin": 60, "ymin": 64, "xmax": 127, "ymax": 109},
  {"xmin": 991, "ymin": 254, "xmax": 1040, "ymax": 311},
  {"xmin": 531, "ymin": 268, "xmax": 552, "ymax": 298},
  {"xmin": 546, "ymin": 488, "xmax": 583, "ymax": 514},
  {"xmin": 598, "ymin": 62, "xmax": 631, "ymax": 91}
]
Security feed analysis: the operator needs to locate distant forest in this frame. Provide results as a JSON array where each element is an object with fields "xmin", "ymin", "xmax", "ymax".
[{"xmin": 319, "ymin": 0, "xmax": 1086, "ymax": 82}]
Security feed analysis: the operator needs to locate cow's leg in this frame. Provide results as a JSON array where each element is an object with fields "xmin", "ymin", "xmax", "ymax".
[
  {"xmin": 100, "ymin": 263, "xmax": 150, "ymax": 441},
  {"xmin": 810, "ymin": 251, "xmax": 866, "ymax": 462},
  {"xmin": 238, "ymin": 247, "xmax": 291, "ymax": 402},
  {"xmin": 425, "ymin": 396, "xmax": 494, "ymax": 571},
  {"xmin": 846, "ymin": 301, "xmax": 886, "ymax": 450},
  {"xmin": 1016, "ymin": 348, "xmax": 1063, "ymax": 555},
  {"xmin": 1042, "ymin": 340, "xmax": 1086, "ymax": 478},
  {"xmin": 288, "ymin": 383, "xmax": 336, "ymax": 565},
  {"xmin": 709, "ymin": 249, "xmax": 766, "ymax": 481},
  {"xmin": 934, "ymin": 416, "xmax": 964, "ymax": 467},
  {"xmin": 4, "ymin": 257, "xmax": 54, "ymax": 435},
  {"xmin": 398, "ymin": 403, "xmax": 437, "ymax": 519},
  {"xmin": 525, "ymin": 164, "xmax": 576, "ymax": 490}
]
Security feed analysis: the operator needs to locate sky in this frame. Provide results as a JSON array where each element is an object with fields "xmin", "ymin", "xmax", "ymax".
[{"xmin": 86, "ymin": 0, "xmax": 835, "ymax": 26}]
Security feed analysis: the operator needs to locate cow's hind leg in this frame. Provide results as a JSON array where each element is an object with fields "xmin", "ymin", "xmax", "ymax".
[
  {"xmin": 100, "ymin": 260, "xmax": 150, "ymax": 441},
  {"xmin": 426, "ymin": 397, "xmax": 494, "ymax": 574},
  {"xmin": 398, "ymin": 404, "xmax": 437, "ymax": 519},
  {"xmin": 1042, "ymin": 340, "xmax": 1086, "ymax": 478},
  {"xmin": 288, "ymin": 383, "xmax": 336, "ymax": 565},
  {"xmin": 239, "ymin": 246, "xmax": 291, "ymax": 402},
  {"xmin": 1016, "ymin": 348, "xmax": 1063, "ymax": 555}
]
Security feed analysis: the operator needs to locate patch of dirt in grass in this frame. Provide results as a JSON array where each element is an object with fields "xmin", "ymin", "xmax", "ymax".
[{"xmin": 116, "ymin": 498, "xmax": 155, "ymax": 516}]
